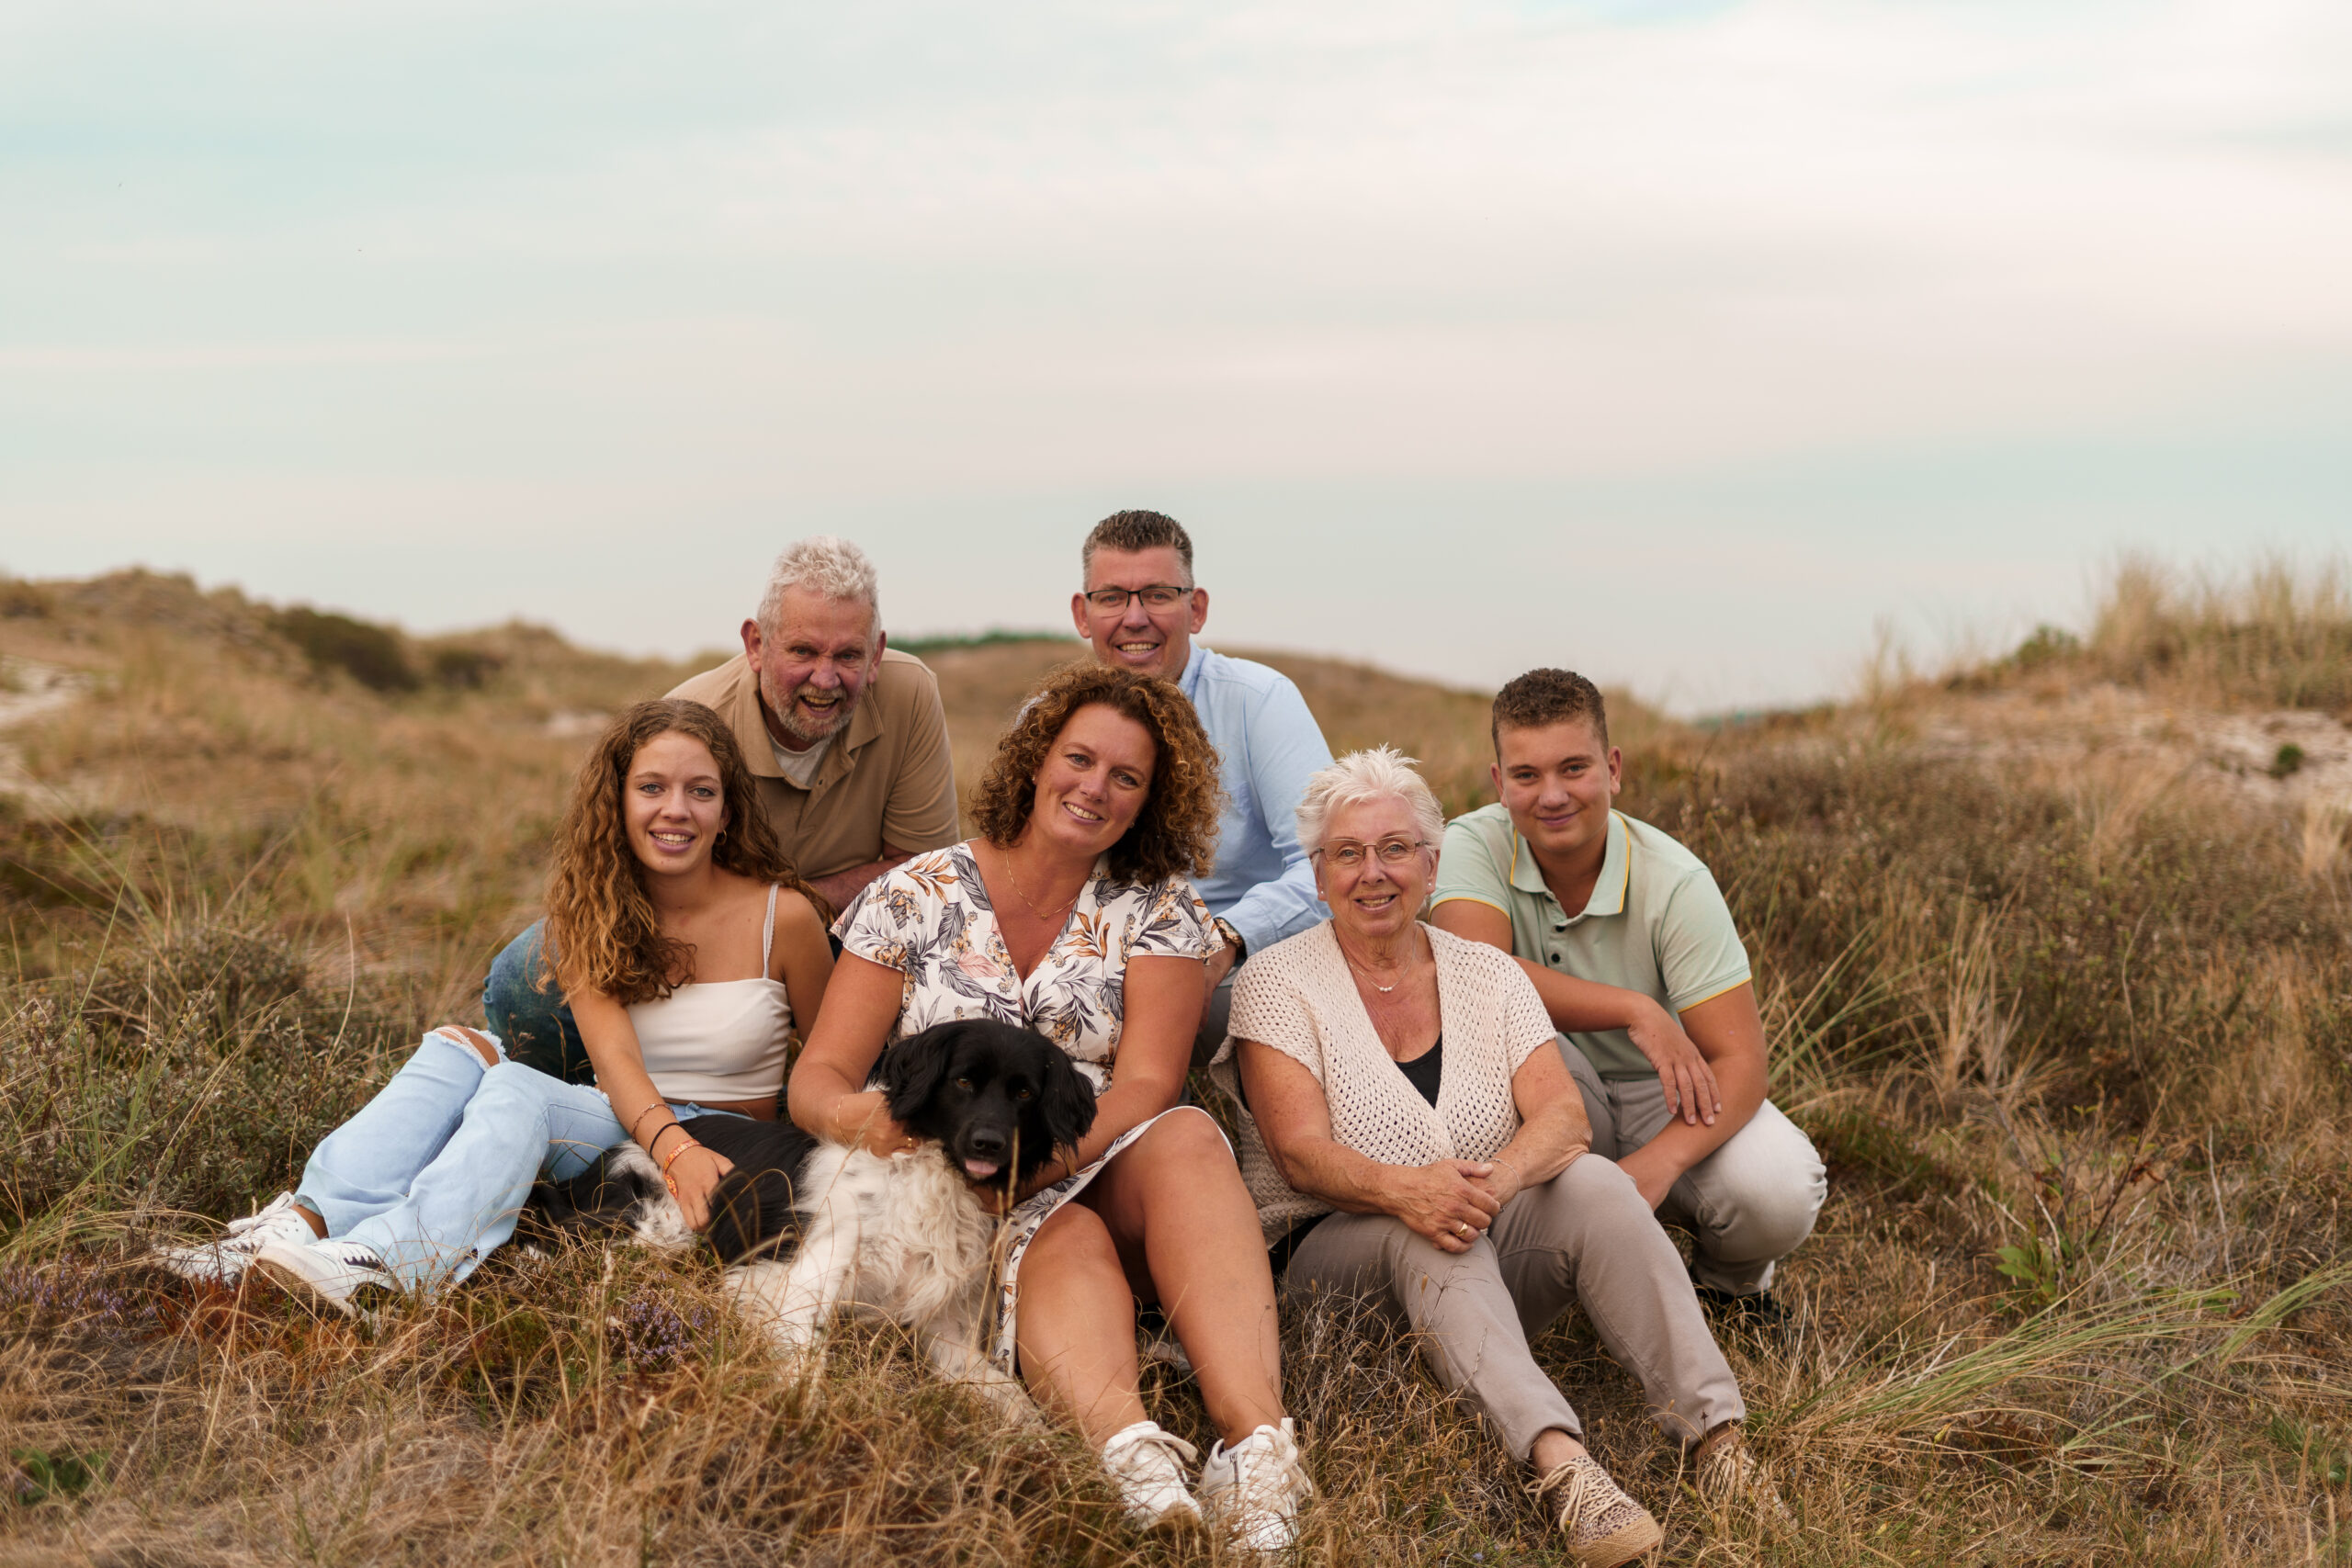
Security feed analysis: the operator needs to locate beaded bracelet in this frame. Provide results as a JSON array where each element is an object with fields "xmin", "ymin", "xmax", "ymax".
[{"xmin": 659, "ymin": 1135, "xmax": 704, "ymax": 1196}]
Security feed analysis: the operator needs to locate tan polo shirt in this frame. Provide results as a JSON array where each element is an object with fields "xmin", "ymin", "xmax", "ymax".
[{"xmin": 666, "ymin": 648, "xmax": 961, "ymax": 884}]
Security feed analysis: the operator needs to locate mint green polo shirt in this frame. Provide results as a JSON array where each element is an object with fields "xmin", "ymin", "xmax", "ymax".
[{"xmin": 1431, "ymin": 804, "xmax": 1751, "ymax": 1081}]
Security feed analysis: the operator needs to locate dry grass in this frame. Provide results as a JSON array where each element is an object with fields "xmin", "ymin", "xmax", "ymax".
[
  {"xmin": 2005, "ymin": 550, "xmax": 2352, "ymax": 716},
  {"xmin": 4, "ymin": 566, "xmax": 2350, "ymax": 1564}
]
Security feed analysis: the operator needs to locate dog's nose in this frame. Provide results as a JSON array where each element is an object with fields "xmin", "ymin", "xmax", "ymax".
[{"xmin": 967, "ymin": 1127, "xmax": 1008, "ymax": 1158}]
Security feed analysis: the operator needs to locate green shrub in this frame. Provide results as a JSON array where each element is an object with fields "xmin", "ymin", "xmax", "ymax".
[
  {"xmin": 271, "ymin": 606, "xmax": 418, "ymax": 693},
  {"xmin": 426, "ymin": 646, "xmax": 504, "ymax": 690}
]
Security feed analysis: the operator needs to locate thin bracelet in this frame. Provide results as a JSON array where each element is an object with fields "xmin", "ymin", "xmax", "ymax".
[
  {"xmin": 647, "ymin": 1119, "xmax": 689, "ymax": 1158},
  {"xmin": 630, "ymin": 1102, "xmax": 673, "ymax": 1144},
  {"xmin": 1490, "ymin": 1156, "xmax": 1522, "ymax": 1188}
]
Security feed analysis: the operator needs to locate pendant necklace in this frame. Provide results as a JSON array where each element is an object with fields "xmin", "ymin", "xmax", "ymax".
[
  {"xmin": 1342, "ymin": 945, "xmax": 1408, "ymax": 994},
  {"xmin": 1003, "ymin": 849, "xmax": 1080, "ymax": 923}
]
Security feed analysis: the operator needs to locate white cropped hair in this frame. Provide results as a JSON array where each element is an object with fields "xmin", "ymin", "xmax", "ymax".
[
  {"xmin": 1295, "ymin": 745, "xmax": 1446, "ymax": 856},
  {"xmin": 756, "ymin": 536, "xmax": 881, "ymax": 637}
]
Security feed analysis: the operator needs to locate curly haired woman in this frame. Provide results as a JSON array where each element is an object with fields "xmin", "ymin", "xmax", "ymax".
[
  {"xmin": 154, "ymin": 699, "xmax": 833, "ymax": 1309},
  {"xmin": 786, "ymin": 663, "xmax": 1313, "ymax": 1554}
]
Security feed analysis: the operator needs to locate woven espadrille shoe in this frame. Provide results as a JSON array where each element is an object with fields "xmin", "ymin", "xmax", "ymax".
[{"xmin": 1531, "ymin": 1453, "xmax": 1663, "ymax": 1568}]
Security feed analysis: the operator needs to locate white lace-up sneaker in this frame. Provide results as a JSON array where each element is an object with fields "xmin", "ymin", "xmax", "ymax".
[
  {"xmin": 250, "ymin": 1235, "xmax": 398, "ymax": 1316},
  {"xmin": 1099, "ymin": 1420, "xmax": 1203, "ymax": 1535},
  {"xmin": 151, "ymin": 1193, "xmax": 318, "ymax": 1285},
  {"xmin": 1199, "ymin": 1416, "xmax": 1313, "ymax": 1554}
]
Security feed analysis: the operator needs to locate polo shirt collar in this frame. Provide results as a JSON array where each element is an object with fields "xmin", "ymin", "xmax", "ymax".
[
  {"xmin": 735, "ymin": 657, "xmax": 884, "ymax": 789},
  {"xmin": 1584, "ymin": 812, "xmax": 1631, "ymax": 919},
  {"xmin": 1508, "ymin": 810, "xmax": 1630, "ymax": 923},
  {"xmin": 729, "ymin": 667, "xmax": 785, "ymax": 780}
]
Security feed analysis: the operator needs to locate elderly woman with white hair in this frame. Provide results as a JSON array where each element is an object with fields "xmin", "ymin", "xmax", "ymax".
[{"xmin": 1211, "ymin": 747, "xmax": 1772, "ymax": 1568}]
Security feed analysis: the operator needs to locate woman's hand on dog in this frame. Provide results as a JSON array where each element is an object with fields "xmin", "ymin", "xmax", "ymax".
[
  {"xmin": 667, "ymin": 1145, "xmax": 738, "ymax": 1233},
  {"xmin": 854, "ymin": 1101, "xmax": 917, "ymax": 1159}
]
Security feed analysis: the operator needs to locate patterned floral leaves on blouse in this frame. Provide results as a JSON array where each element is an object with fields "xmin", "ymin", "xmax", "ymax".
[{"xmin": 834, "ymin": 841, "xmax": 1219, "ymax": 1091}]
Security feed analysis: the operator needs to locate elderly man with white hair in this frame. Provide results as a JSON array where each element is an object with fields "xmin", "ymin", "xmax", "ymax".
[
  {"xmin": 1209, "ymin": 747, "xmax": 1778, "ymax": 1568},
  {"xmin": 484, "ymin": 536, "xmax": 959, "ymax": 1081}
]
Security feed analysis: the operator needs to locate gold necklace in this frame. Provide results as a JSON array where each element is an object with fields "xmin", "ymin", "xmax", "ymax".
[
  {"xmin": 1340, "ymin": 938, "xmax": 1414, "ymax": 994},
  {"xmin": 1001, "ymin": 848, "xmax": 1081, "ymax": 923}
]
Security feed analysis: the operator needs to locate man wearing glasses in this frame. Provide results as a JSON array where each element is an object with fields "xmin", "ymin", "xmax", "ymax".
[{"xmin": 1071, "ymin": 510, "xmax": 1335, "ymax": 1062}]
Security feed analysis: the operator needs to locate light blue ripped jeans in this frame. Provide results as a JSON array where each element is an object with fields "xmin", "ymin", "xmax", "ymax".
[{"xmin": 292, "ymin": 1028, "xmax": 738, "ymax": 1292}]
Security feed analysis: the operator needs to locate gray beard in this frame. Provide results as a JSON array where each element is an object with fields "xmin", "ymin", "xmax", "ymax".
[{"xmin": 758, "ymin": 670, "xmax": 856, "ymax": 747}]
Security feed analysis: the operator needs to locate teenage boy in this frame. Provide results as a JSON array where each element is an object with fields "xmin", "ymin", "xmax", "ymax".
[
  {"xmin": 1071, "ymin": 510, "xmax": 1334, "ymax": 1061},
  {"xmin": 1430, "ymin": 668, "xmax": 1824, "ymax": 1319}
]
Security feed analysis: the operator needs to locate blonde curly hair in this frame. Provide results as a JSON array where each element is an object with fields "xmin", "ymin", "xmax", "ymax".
[
  {"xmin": 541, "ymin": 699, "xmax": 820, "ymax": 1006},
  {"xmin": 970, "ymin": 664, "xmax": 1223, "ymax": 885}
]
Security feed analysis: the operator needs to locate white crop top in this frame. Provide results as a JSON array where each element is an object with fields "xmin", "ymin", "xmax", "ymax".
[{"xmin": 626, "ymin": 884, "xmax": 795, "ymax": 1103}]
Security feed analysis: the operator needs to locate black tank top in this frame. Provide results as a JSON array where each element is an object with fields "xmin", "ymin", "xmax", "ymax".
[{"xmin": 1394, "ymin": 1035, "xmax": 1442, "ymax": 1107}]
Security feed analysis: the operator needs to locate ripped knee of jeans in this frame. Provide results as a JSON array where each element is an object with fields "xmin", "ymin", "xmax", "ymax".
[{"xmin": 429, "ymin": 1025, "xmax": 505, "ymax": 1068}]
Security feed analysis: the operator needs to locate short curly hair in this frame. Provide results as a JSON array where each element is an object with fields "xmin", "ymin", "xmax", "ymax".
[
  {"xmin": 970, "ymin": 663, "xmax": 1224, "ymax": 885},
  {"xmin": 1491, "ymin": 667, "xmax": 1610, "ymax": 754}
]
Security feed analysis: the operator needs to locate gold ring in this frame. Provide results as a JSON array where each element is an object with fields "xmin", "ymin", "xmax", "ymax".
[{"xmin": 1457, "ymin": 1223, "xmax": 1472, "ymax": 1237}]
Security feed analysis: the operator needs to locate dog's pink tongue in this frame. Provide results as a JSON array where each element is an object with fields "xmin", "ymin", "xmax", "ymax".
[{"xmin": 962, "ymin": 1158, "xmax": 1002, "ymax": 1180}]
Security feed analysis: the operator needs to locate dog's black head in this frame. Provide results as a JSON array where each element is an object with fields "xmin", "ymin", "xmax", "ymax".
[{"xmin": 875, "ymin": 1019, "xmax": 1097, "ymax": 1186}]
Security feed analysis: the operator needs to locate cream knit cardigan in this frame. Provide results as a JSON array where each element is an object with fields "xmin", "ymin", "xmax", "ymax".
[{"xmin": 1209, "ymin": 920, "xmax": 1559, "ymax": 1244}]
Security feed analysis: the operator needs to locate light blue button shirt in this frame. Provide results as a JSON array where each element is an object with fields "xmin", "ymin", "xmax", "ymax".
[{"xmin": 1178, "ymin": 643, "xmax": 1335, "ymax": 954}]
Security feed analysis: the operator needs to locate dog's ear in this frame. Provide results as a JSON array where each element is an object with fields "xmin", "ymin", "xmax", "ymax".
[
  {"xmin": 876, "ymin": 1022, "xmax": 958, "ymax": 1124},
  {"xmin": 1035, "ymin": 1044, "xmax": 1099, "ymax": 1159}
]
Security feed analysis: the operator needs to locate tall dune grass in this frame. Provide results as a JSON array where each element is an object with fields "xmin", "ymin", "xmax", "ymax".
[{"xmin": 2074, "ymin": 551, "xmax": 2352, "ymax": 712}]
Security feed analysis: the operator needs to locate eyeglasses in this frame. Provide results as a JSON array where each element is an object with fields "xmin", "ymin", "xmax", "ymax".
[
  {"xmin": 1317, "ymin": 837, "xmax": 1429, "ymax": 870},
  {"xmin": 1081, "ymin": 584, "xmax": 1193, "ymax": 614}
]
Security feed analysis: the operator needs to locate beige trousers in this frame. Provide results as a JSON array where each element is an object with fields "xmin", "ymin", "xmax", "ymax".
[
  {"xmin": 1562, "ymin": 1041, "xmax": 1826, "ymax": 1295},
  {"xmin": 1283, "ymin": 1154, "xmax": 1744, "ymax": 1461}
]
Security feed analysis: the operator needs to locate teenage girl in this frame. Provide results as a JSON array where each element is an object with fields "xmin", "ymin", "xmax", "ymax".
[{"xmin": 155, "ymin": 698, "xmax": 832, "ymax": 1310}]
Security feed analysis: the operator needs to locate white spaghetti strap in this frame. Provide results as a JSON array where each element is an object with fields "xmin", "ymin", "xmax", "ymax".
[{"xmin": 761, "ymin": 883, "xmax": 781, "ymax": 974}]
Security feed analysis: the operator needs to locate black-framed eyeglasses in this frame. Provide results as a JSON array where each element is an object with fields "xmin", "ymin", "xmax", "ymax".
[
  {"xmin": 1081, "ymin": 584, "xmax": 1193, "ymax": 614},
  {"xmin": 1316, "ymin": 837, "xmax": 1429, "ymax": 870}
]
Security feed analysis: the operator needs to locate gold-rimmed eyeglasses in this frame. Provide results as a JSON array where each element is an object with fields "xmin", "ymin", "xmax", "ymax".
[
  {"xmin": 1316, "ymin": 837, "xmax": 1429, "ymax": 870},
  {"xmin": 1081, "ymin": 584, "xmax": 1193, "ymax": 614}
]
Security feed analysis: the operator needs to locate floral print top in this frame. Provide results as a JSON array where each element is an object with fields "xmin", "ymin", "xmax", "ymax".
[{"xmin": 833, "ymin": 841, "xmax": 1222, "ymax": 1091}]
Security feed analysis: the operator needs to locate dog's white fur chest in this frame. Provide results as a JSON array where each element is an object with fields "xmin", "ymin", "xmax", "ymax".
[
  {"xmin": 723, "ymin": 1138, "xmax": 1033, "ymax": 1417},
  {"xmin": 790, "ymin": 1142, "xmax": 1001, "ymax": 1327}
]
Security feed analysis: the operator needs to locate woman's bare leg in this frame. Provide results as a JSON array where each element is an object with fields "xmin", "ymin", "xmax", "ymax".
[
  {"xmin": 1083, "ymin": 1109, "xmax": 1286, "ymax": 1444},
  {"xmin": 1012, "ymin": 1202, "xmax": 1149, "ymax": 1444}
]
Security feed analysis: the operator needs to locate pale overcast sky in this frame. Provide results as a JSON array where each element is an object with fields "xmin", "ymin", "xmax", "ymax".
[{"xmin": 4, "ymin": 0, "xmax": 2347, "ymax": 709}]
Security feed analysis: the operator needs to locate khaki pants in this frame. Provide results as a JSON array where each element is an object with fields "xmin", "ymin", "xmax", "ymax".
[
  {"xmin": 1561, "ymin": 1040, "xmax": 1826, "ymax": 1295},
  {"xmin": 1283, "ymin": 1155, "xmax": 1744, "ymax": 1461}
]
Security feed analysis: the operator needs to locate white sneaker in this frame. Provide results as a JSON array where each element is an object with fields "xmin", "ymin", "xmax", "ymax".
[
  {"xmin": 250, "ymin": 1235, "xmax": 398, "ymax": 1316},
  {"xmin": 1100, "ymin": 1420, "xmax": 1202, "ymax": 1535},
  {"xmin": 151, "ymin": 1193, "xmax": 318, "ymax": 1284},
  {"xmin": 1199, "ymin": 1417, "xmax": 1313, "ymax": 1554}
]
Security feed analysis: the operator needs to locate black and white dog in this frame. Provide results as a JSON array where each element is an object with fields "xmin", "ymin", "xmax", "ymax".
[{"xmin": 536, "ymin": 1019, "xmax": 1095, "ymax": 1405}]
